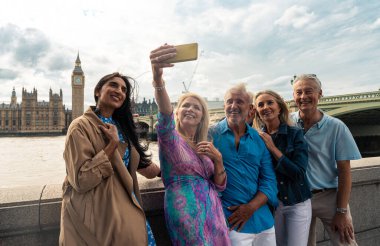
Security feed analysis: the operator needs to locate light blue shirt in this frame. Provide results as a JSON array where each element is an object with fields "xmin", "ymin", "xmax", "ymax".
[
  {"xmin": 209, "ymin": 119, "xmax": 278, "ymax": 234},
  {"xmin": 291, "ymin": 111, "xmax": 361, "ymax": 190}
]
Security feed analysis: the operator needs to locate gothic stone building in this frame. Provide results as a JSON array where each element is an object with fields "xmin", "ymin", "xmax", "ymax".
[
  {"xmin": 71, "ymin": 54, "xmax": 85, "ymax": 120},
  {"xmin": 0, "ymin": 54, "xmax": 159, "ymax": 135},
  {"xmin": 133, "ymin": 97, "xmax": 158, "ymax": 116},
  {"xmin": 0, "ymin": 87, "xmax": 67, "ymax": 134},
  {"xmin": 0, "ymin": 55, "xmax": 85, "ymax": 135}
]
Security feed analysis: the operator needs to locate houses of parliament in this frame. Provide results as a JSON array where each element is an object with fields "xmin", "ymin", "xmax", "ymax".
[
  {"xmin": 0, "ymin": 55, "xmax": 158, "ymax": 135},
  {"xmin": 0, "ymin": 55, "xmax": 85, "ymax": 135}
]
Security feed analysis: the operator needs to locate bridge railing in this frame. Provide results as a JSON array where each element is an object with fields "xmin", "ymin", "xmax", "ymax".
[
  {"xmin": 134, "ymin": 91, "xmax": 380, "ymax": 124},
  {"xmin": 286, "ymin": 91, "xmax": 380, "ymax": 107}
]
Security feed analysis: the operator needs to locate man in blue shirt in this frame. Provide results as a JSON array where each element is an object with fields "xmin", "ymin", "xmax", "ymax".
[
  {"xmin": 209, "ymin": 83, "xmax": 278, "ymax": 246},
  {"xmin": 291, "ymin": 74, "xmax": 361, "ymax": 246}
]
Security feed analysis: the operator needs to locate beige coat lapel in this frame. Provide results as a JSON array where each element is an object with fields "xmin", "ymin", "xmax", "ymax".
[{"xmin": 85, "ymin": 107, "xmax": 143, "ymax": 209}]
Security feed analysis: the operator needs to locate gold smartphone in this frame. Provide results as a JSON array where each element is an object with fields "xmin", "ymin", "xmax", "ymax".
[{"xmin": 166, "ymin": 43, "xmax": 198, "ymax": 63}]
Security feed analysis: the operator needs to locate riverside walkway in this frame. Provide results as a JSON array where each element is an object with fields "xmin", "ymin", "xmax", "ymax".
[{"xmin": 1, "ymin": 157, "xmax": 380, "ymax": 245}]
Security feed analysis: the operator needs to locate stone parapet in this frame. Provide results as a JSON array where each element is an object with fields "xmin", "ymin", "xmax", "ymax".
[{"xmin": 1, "ymin": 157, "xmax": 380, "ymax": 245}]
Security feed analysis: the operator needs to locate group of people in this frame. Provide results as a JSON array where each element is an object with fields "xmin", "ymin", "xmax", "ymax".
[{"xmin": 59, "ymin": 44, "xmax": 361, "ymax": 246}]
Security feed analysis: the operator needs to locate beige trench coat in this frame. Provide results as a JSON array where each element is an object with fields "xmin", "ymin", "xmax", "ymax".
[{"xmin": 59, "ymin": 107, "xmax": 148, "ymax": 246}]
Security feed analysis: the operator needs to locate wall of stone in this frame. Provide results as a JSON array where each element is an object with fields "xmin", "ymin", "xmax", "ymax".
[{"xmin": 1, "ymin": 157, "xmax": 380, "ymax": 246}]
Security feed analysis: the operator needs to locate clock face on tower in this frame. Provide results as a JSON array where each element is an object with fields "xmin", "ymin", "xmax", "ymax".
[{"xmin": 74, "ymin": 76, "xmax": 82, "ymax": 85}]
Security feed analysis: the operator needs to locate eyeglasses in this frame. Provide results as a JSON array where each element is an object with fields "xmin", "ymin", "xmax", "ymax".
[{"xmin": 301, "ymin": 74, "xmax": 317, "ymax": 79}]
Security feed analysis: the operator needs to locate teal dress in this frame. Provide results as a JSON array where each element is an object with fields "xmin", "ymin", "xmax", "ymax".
[
  {"xmin": 99, "ymin": 114, "xmax": 156, "ymax": 246},
  {"xmin": 157, "ymin": 112, "xmax": 230, "ymax": 245}
]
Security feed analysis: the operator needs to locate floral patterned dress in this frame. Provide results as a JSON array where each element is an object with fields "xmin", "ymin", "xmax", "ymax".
[
  {"xmin": 157, "ymin": 112, "xmax": 230, "ymax": 246},
  {"xmin": 99, "ymin": 114, "xmax": 156, "ymax": 246}
]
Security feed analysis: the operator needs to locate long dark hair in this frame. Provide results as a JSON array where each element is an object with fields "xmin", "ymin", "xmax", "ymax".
[{"xmin": 94, "ymin": 72, "xmax": 151, "ymax": 169}]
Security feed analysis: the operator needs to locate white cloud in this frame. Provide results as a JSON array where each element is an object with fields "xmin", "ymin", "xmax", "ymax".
[
  {"xmin": 370, "ymin": 18, "xmax": 380, "ymax": 30},
  {"xmin": 0, "ymin": 0, "xmax": 379, "ymax": 107},
  {"xmin": 275, "ymin": 5, "xmax": 316, "ymax": 29}
]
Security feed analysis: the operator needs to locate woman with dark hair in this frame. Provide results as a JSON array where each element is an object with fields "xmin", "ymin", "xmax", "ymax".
[
  {"xmin": 150, "ymin": 44, "xmax": 230, "ymax": 245},
  {"xmin": 59, "ymin": 72, "xmax": 159, "ymax": 246},
  {"xmin": 253, "ymin": 90, "xmax": 312, "ymax": 246}
]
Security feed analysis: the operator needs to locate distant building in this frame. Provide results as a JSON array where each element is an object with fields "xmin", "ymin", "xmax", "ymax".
[
  {"xmin": 205, "ymin": 99, "xmax": 224, "ymax": 110},
  {"xmin": 133, "ymin": 97, "xmax": 158, "ymax": 116},
  {"xmin": 0, "ymin": 87, "xmax": 67, "ymax": 134},
  {"xmin": 0, "ymin": 54, "xmax": 161, "ymax": 135},
  {"xmin": 71, "ymin": 54, "xmax": 85, "ymax": 120},
  {"xmin": 0, "ymin": 54, "xmax": 86, "ymax": 135}
]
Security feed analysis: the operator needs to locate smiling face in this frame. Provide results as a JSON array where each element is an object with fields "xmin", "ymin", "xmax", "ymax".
[
  {"xmin": 176, "ymin": 96, "xmax": 203, "ymax": 129},
  {"xmin": 293, "ymin": 78, "xmax": 322, "ymax": 114},
  {"xmin": 224, "ymin": 89, "xmax": 250, "ymax": 127},
  {"xmin": 95, "ymin": 77, "xmax": 127, "ymax": 116},
  {"xmin": 256, "ymin": 93, "xmax": 281, "ymax": 124}
]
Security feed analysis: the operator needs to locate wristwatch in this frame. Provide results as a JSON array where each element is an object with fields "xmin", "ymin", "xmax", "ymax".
[{"xmin": 336, "ymin": 207, "xmax": 348, "ymax": 214}]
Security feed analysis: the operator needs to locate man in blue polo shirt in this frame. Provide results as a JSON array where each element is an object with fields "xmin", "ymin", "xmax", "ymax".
[
  {"xmin": 291, "ymin": 74, "xmax": 361, "ymax": 246},
  {"xmin": 209, "ymin": 83, "xmax": 278, "ymax": 246}
]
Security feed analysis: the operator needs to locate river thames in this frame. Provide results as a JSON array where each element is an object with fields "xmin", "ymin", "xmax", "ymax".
[{"xmin": 0, "ymin": 136, "xmax": 159, "ymax": 188}]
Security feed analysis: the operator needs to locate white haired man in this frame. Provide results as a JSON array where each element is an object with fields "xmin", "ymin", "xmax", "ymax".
[
  {"xmin": 291, "ymin": 74, "xmax": 361, "ymax": 246},
  {"xmin": 209, "ymin": 83, "xmax": 278, "ymax": 246}
]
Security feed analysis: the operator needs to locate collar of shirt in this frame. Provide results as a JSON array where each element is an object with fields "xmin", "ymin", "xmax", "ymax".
[
  {"xmin": 219, "ymin": 118, "xmax": 256, "ymax": 138},
  {"xmin": 261, "ymin": 122, "xmax": 288, "ymax": 135},
  {"xmin": 294, "ymin": 109, "xmax": 328, "ymax": 130},
  {"xmin": 97, "ymin": 114, "xmax": 116, "ymax": 125}
]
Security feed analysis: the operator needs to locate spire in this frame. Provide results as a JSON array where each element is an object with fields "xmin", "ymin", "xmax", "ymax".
[
  {"xmin": 73, "ymin": 52, "xmax": 84, "ymax": 74},
  {"xmin": 11, "ymin": 87, "xmax": 17, "ymax": 105},
  {"xmin": 75, "ymin": 52, "xmax": 81, "ymax": 65}
]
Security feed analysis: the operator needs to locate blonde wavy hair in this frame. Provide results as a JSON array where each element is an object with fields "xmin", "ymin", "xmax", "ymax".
[
  {"xmin": 253, "ymin": 90, "xmax": 291, "ymax": 129},
  {"xmin": 175, "ymin": 92, "xmax": 209, "ymax": 144}
]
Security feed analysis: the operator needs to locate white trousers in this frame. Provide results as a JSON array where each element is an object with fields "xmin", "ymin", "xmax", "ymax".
[
  {"xmin": 275, "ymin": 199, "xmax": 312, "ymax": 246},
  {"xmin": 229, "ymin": 226, "xmax": 276, "ymax": 246}
]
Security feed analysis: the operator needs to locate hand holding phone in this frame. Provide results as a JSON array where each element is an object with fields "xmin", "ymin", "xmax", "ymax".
[{"xmin": 166, "ymin": 43, "xmax": 198, "ymax": 63}]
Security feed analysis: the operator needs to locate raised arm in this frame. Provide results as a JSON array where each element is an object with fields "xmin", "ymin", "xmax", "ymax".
[{"xmin": 150, "ymin": 44, "xmax": 177, "ymax": 115}]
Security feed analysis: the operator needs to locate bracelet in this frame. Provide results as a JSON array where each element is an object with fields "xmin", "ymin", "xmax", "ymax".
[
  {"xmin": 154, "ymin": 85, "xmax": 165, "ymax": 91},
  {"xmin": 336, "ymin": 207, "xmax": 348, "ymax": 214},
  {"xmin": 153, "ymin": 80, "xmax": 165, "ymax": 91},
  {"xmin": 216, "ymin": 168, "xmax": 226, "ymax": 176}
]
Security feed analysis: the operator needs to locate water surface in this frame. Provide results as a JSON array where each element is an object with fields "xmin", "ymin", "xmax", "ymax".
[{"xmin": 0, "ymin": 136, "xmax": 159, "ymax": 188}]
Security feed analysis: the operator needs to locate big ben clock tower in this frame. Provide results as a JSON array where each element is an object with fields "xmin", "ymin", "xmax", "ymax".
[{"xmin": 71, "ymin": 53, "xmax": 85, "ymax": 120}]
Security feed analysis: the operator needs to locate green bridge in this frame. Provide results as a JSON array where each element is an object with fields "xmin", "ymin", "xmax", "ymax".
[{"xmin": 136, "ymin": 90, "xmax": 380, "ymax": 157}]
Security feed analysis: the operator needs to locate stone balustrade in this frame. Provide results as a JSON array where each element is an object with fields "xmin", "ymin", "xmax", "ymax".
[
  {"xmin": 1, "ymin": 157, "xmax": 380, "ymax": 246},
  {"xmin": 319, "ymin": 91, "xmax": 380, "ymax": 104}
]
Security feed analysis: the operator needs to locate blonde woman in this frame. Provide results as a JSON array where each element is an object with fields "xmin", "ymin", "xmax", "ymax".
[
  {"xmin": 149, "ymin": 44, "xmax": 230, "ymax": 245},
  {"xmin": 254, "ymin": 90, "xmax": 312, "ymax": 246}
]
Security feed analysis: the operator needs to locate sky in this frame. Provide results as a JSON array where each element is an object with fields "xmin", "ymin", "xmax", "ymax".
[{"xmin": 1, "ymin": 0, "xmax": 380, "ymax": 109}]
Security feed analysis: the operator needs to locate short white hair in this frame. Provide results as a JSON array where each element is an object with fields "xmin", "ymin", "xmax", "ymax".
[
  {"xmin": 224, "ymin": 83, "xmax": 251, "ymax": 103},
  {"xmin": 293, "ymin": 74, "xmax": 322, "ymax": 91}
]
